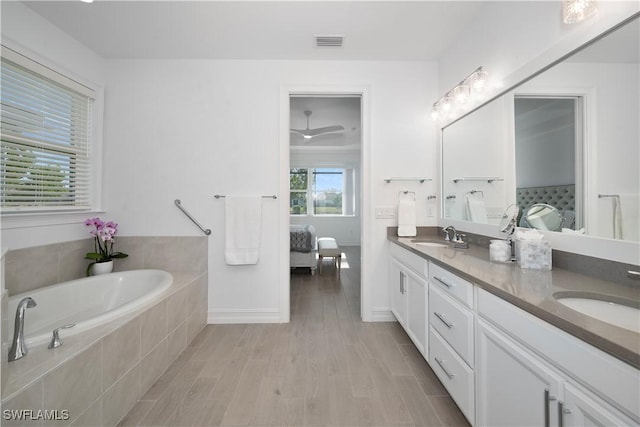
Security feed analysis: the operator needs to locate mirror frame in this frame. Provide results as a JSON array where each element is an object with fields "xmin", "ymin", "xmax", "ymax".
[{"xmin": 438, "ymin": 12, "xmax": 640, "ymax": 265}]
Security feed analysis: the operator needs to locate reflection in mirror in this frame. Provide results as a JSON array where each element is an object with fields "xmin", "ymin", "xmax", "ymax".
[
  {"xmin": 498, "ymin": 204, "xmax": 520, "ymax": 235},
  {"xmin": 521, "ymin": 203, "xmax": 565, "ymax": 231},
  {"xmin": 442, "ymin": 16, "xmax": 639, "ymax": 243},
  {"xmin": 514, "ymin": 97, "xmax": 580, "ymax": 231}
]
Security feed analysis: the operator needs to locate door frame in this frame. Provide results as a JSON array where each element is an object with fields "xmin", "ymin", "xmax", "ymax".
[{"xmin": 278, "ymin": 84, "xmax": 372, "ymax": 322}]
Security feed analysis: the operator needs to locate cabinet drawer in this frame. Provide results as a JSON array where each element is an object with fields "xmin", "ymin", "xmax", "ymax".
[
  {"xmin": 429, "ymin": 262, "xmax": 474, "ymax": 308},
  {"xmin": 429, "ymin": 327, "xmax": 475, "ymax": 425},
  {"xmin": 429, "ymin": 284, "xmax": 474, "ymax": 367},
  {"xmin": 390, "ymin": 243, "xmax": 428, "ymax": 278}
]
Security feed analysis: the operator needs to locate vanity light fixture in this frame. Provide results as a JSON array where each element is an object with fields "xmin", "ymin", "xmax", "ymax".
[
  {"xmin": 431, "ymin": 66, "xmax": 488, "ymax": 121},
  {"xmin": 563, "ymin": 0, "xmax": 598, "ymax": 24}
]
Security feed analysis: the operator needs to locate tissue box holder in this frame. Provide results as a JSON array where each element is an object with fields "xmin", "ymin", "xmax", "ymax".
[{"xmin": 518, "ymin": 240, "xmax": 552, "ymax": 270}]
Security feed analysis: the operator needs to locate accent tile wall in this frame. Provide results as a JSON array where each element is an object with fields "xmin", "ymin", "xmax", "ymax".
[{"xmin": 5, "ymin": 236, "xmax": 207, "ymax": 296}]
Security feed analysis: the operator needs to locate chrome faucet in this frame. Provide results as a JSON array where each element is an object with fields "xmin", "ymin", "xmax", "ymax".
[
  {"xmin": 8, "ymin": 297, "xmax": 37, "ymax": 362},
  {"xmin": 443, "ymin": 226, "xmax": 457, "ymax": 241},
  {"xmin": 443, "ymin": 226, "xmax": 469, "ymax": 249}
]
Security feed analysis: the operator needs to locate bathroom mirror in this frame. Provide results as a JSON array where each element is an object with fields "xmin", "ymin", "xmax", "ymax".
[
  {"xmin": 442, "ymin": 15, "xmax": 639, "ymax": 244},
  {"xmin": 521, "ymin": 203, "xmax": 564, "ymax": 231}
]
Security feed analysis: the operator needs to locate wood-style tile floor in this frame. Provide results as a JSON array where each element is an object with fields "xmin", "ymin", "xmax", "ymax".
[{"xmin": 119, "ymin": 247, "xmax": 470, "ymax": 426}]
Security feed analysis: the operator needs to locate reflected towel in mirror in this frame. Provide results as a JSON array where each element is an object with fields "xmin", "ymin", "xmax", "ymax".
[{"xmin": 466, "ymin": 197, "xmax": 488, "ymax": 223}]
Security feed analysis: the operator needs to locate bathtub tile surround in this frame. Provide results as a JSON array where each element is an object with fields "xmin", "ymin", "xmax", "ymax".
[
  {"xmin": 43, "ymin": 341, "xmax": 103, "ymax": 424},
  {"xmin": 1, "ymin": 249, "xmax": 8, "ymax": 398},
  {"xmin": 5, "ymin": 240, "xmax": 91, "ymax": 296},
  {"xmin": 140, "ymin": 300, "xmax": 168, "ymax": 356},
  {"xmin": 1, "ymin": 233, "xmax": 207, "ymax": 427},
  {"xmin": 4, "ymin": 236, "xmax": 207, "ymax": 296},
  {"xmin": 102, "ymin": 318, "xmax": 141, "ymax": 390}
]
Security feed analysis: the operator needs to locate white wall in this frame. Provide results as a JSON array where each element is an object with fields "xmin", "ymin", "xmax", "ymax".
[
  {"xmin": 0, "ymin": 1, "xmax": 437, "ymax": 323},
  {"xmin": 103, "ymin": 59, "xmax": 438, "ymax": 322},
  {"xmin": 438, "ymin": 1, "xmax": 640, "ymax": 121},
  {"xmin": 442, "ymin": 96, "xmax": 511, "ymax": 225},
  {"xmin": 0, "ymin": 2, "xmax": 106, "ymax": 250}
]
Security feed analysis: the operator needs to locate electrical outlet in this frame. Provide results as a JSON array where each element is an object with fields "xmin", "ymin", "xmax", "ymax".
[{"xmin": 375, "ymin": 207, "xmax": 396, "ymax": 219}]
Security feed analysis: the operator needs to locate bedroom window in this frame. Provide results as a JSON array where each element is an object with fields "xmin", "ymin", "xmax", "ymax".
[
  {"xmin": 290, "ymin": 168, "xmax": 355, "ymax": 216},
  {"xmin": 1, "ymin": 47, "xmax": 96, "ymax": 213}
]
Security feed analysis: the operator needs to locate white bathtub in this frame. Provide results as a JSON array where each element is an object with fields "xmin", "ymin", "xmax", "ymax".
[{"xmin": 7, "ymin": 270, "xmax": 173, "ymax": 347}]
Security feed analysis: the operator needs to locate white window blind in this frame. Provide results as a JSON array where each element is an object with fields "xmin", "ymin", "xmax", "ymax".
[{"xmin": 1, "ymin": 47, "xmax": 95, "ymax": 212}]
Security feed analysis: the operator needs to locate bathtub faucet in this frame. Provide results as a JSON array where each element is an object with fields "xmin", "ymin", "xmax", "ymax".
[{"xmin": 8, "ymin": 297, "xmax": 37, "ymax": 362}]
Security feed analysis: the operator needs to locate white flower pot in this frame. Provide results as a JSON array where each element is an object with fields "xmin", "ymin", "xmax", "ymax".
[{"xmin": 91, "ymin": 260, "xmax": 113, "ymax": 276}]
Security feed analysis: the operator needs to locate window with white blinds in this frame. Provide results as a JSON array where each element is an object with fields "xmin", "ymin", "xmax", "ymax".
[{"xmin": 1, "ymin": 47, "xmax": 95, "ymax": 212}]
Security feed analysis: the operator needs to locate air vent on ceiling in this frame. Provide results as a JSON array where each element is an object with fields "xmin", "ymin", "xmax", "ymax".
[{"xmin": 314, "ymin": 35, "xmax": 344, "ymax": 48}]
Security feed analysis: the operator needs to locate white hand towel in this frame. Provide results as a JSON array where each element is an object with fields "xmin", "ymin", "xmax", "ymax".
[
  {"xmin": 619, "ymin": 194, "xmax": 640, "ymax": 241},
  {"xmin": 397, "ymin": 198, "xmax": 417, "ymax": 237},
  {"xmin": 466, "ymin": 197, "xmax": 488, "ymax": 223},
  {"xmin": 225, "ymin": 196, "xmax": 262, "ymax": 265},
  {"xmin": 613, "ymin": 196, "xmax": 623, "ymax": 240}
]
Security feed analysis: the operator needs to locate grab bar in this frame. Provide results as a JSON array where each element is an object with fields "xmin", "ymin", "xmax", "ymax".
[{"xmin": 174, "ymin": 199, "xmax": 211, "ymax": 236}]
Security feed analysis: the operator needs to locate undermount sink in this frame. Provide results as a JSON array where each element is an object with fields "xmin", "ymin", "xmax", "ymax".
[
  {"xmin": 410, "ymin": 239, "xmax": 448, "ymax": 248},
  {"xmin": 554, "ymin": 292, "xmax": 640, "ymax": 333}
]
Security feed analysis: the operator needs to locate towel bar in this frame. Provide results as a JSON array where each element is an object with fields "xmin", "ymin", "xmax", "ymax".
[
  {"xmin": 384, "ymin": 177, "xmax": 431, "ymax": 183},
  {"xmin": 466, "ymin": 190, "xmax": 484, "ymax": 198},
  {"xmin": 174, "ymin": 199, "xmax": 211, "ymax": 236},
  {"xmin": 453, "ymin": 177, "xmax": 503, "ymax": 183},
  {"xmin": 398, "ymin": 190, "xmax": 416, "ymax": 201},
  {"xmin": 214, "ymin": 194, "xmax": 277, "ymax": 199}
]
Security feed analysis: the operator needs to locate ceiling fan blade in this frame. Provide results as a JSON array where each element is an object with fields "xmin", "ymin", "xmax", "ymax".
[
  {"xmin": 304, "ymin": 125, "xmax": 345, "ymax": 137},
  {"xmin": 290, "ymin": 129, "xmax": 308, "ymax": 136}
]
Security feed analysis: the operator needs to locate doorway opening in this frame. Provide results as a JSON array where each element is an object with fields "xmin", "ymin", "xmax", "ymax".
[{"xmin": 288, "ymin": 95, "xmax": 363, "ymax": 320}]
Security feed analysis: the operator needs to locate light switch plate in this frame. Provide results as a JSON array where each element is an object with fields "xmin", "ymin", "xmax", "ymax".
[{"xmin": 375, "ymin": 207, "xmax": 396, "ymax": 219}]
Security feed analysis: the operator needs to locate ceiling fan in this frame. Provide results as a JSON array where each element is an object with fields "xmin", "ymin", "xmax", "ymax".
[{"xmin": 290, "ymin": 110, "xmax": 344, "ymax": 140}]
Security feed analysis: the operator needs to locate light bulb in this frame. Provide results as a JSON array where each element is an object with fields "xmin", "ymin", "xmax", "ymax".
[
  {"xmin": 471, "ymin": 68, "xmax": 488, "ymax": 92},
  {"xmin": 431, "ymin": 105, "xmax": 441, "ymax": 121},
  {"xmin": 441, "ymin": 95, "xmax": 453, "ymax": 112},
  {"xmin": 453, "ymin": 84, "xmax": 470, "ymax": 104},
  {"xmin": 563, "ymin": 0, "xmax": 598, "ymax": 24}
]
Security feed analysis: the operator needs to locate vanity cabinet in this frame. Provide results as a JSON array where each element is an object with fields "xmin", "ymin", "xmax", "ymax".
[
  {"xmin": 389, "ymin": 245, "xmax": 428, "ymax": 356},
  {"xmin": 477, "ymin": 288, "xmax": 639, "ymax": 426},
  {"xmin": 388, "ymin": 241, "xmax": 639, "ymax": 427},
  {"xmin": 428, "ymin": 262, "xmax": 476, "ymax": 424},
  {"xmin": 476, "ymin": 318, "xmax": 563, "ymax": 426}
]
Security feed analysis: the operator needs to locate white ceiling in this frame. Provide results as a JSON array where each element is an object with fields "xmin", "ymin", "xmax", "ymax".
[
  {"xmin": 22, "ymin": 1, "xmax": 487, "ymax": 60},
  {"xmin": 290, "ymin": 96, "xmax": 361, "ymax": 148}
]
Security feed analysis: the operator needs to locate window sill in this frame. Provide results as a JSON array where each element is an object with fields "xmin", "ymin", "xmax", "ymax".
[{"xmin": 1, "ymin": 210, "xmax": 105, "ymax": 230}]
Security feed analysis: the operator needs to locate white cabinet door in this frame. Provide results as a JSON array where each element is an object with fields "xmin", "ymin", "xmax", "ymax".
[
  {"xmin": 561, "ymin": 383, "xmax": 637, "ymax": 427},
  {"xmin": 476, "ymin": 319, "xmax": 564, "ymax": 427},
  {"xmin": 390, "ymin": 258, "xmax": 406, "ymax": 327},
  {"xmin": 405, "ymin": 268, "xmax": 427, "ymax": 356}
]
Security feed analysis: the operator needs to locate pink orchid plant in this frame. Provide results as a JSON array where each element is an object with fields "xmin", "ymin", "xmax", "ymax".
[{"xmin": 84, "ymin": 217, "xmax": 128, "ymax": 275}]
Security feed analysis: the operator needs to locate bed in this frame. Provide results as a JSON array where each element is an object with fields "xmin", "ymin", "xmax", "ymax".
[
  {"xmin": 290, "ymin": 224, "xmax": 318, "ymax": 275},
  {"xmin": 516, "ymin": 184, "xmax": 576, "ymax": 229}
]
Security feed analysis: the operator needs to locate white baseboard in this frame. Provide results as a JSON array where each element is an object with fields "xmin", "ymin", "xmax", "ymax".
[
  {"xmin": 208, "ymin": 308, "xmax": 282, "ymax": 324},
  {"xmin": 371, "ymin": 307, "xmax": 396, "ymax": 322}
]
